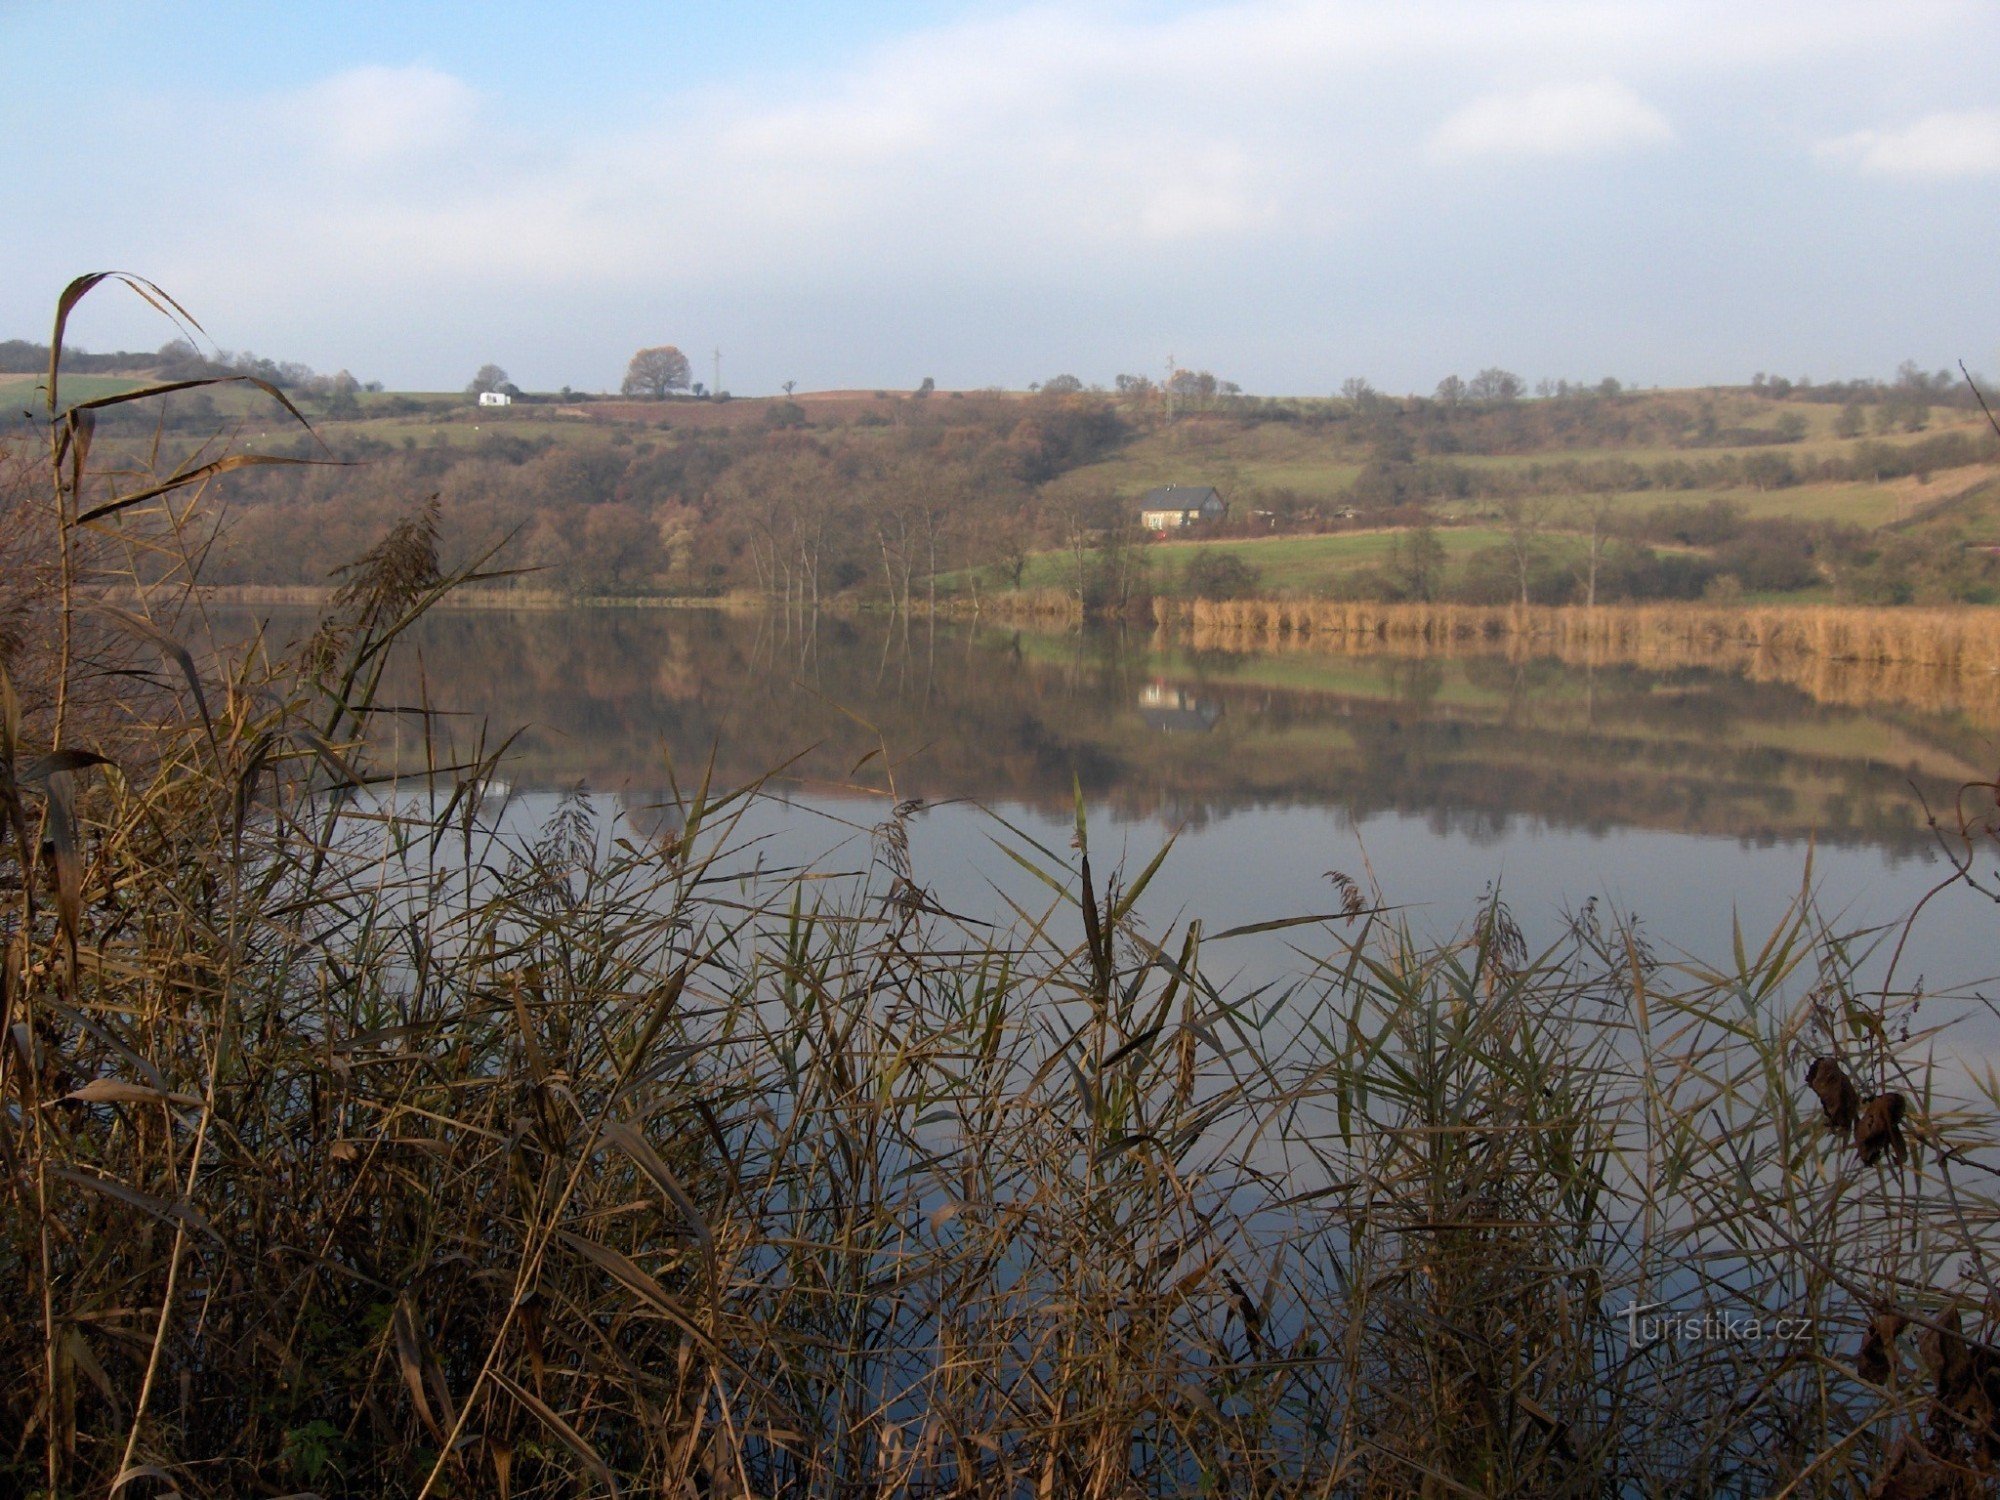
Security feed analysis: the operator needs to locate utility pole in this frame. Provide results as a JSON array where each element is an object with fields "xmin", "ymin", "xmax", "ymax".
[
  {"xmin": 1165, "ymin": 354, "xmax": 1177, "ymax": 419},
  {"xmin": 713, "ymin": 347, "xmax": 722, "ymax": 397}
]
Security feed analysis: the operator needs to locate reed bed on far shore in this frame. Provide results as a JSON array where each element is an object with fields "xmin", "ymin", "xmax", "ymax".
[
  {"xmin": 1151, "ymin": 597, "xmax": 2000, "ymax": 675},
  {"xmin": 1144, "ymin": 599, "xmax": 2000, "ymax": 722}
]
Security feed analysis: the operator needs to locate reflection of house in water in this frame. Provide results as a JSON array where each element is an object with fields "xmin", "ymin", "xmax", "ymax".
[{"xmin": 1138, "ymin": 681, "xmax": 1223, "ymax": 733}]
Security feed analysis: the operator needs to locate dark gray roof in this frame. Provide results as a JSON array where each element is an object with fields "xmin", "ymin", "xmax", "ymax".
[{"xmin": 1138, "ymin": 485, "xmax": 1225, "ymax": 510}]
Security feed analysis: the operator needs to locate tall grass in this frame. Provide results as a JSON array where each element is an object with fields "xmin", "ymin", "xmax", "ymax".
[
  {"xmin": 1150, "ymin": 598, "xmax": 2000, "ymax": 721},
  {"xmin": 1152, "ymin": 597, "xmax": 2000, "ymax": 670},
  {"xmin": 8, "ymin": 282, "xmax": 2000, "ymax": 1496}
]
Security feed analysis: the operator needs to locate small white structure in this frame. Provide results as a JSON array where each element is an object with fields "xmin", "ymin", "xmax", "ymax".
[{"xmin": 478, "ymin": 390, "xmax": 512, "ymax": 407}]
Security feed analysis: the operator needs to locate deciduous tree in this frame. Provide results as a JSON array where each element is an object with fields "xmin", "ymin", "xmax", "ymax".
[
  {"xmin": 621, "ymin": 346, "xmax": 692, "ymax": 398},
  {"xmin": 1468, "ymin": 367, "xmax": 1524, "ymax": 402},
  {"xmin": 1387, "ymin": 519, "xmax": 1446, "ymax": 602}
]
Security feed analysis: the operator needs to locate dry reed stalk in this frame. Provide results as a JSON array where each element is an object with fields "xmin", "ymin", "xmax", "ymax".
[{"xmin": 1153, "ymin": 598, "xmax": 2000, "ymax": 721}]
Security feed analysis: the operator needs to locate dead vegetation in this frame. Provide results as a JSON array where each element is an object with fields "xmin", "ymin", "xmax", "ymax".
[
  {"xmin": 1152, "ymin": 596, "xmax": 2000, "ymax": 672},
  {"xmin": 1138, "ymin": 597, "xmax": 2000, "ymax": 722}
]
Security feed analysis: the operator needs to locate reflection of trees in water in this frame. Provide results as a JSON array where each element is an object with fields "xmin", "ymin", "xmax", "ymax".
[
  {"xmin": 359, "ymin": 609, "xmax": 1983, "ymax": 854},
  {"xmin": 1383, "ymin": 655, "xmax": 1446, "ymax": 713}
]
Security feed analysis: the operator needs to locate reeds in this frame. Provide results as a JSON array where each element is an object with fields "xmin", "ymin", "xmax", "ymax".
[
  {"xmin": 1152, "ymin": 596, "xmax": 2000, "ymax": 668},
  {"xmin": 969, "ymin": 585, "xmax": 1082, "ymax": 627},
  {"xmin": 8, "ymin": 283, "xmax": 2000, "ymax": 1495},
  {"xmin": 1151, "ymin": 597, "xmax": 2000, "ymax": 721}
]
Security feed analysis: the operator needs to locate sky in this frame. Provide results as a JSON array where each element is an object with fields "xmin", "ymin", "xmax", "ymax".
[{"xmin": 4, "ymin": 0, "xmax": 1998, "ymax": 395}]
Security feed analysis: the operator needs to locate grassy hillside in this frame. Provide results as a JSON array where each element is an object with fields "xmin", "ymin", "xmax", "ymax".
[
  {"xmin": 0, "ymin": 371, "xmax": 157, "ymax": 411},
  {"xmin": 17, "ymin": 357, "xmax": 1997, "ymax": 606},
  {"xmin": 1047, "ymin": 392, "xmax": 1988, "ymax": 496},
  {"xmin": 1009, "ymin": 527, "xmax": 1511, "ymax": 594}
]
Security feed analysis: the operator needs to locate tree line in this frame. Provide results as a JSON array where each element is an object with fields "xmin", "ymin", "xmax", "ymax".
[{"xmin": 191, "ymin": 394, "xmax": 1129, "ymax": 598}]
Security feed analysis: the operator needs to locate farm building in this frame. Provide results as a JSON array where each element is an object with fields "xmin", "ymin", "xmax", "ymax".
[
  {"xmin": 478, "ymin": 390, "xmax": 512, "ymax": 407},
  {"xmin": 1138, "ymin": 485, "xmax": 1226, "ymax": 531}
]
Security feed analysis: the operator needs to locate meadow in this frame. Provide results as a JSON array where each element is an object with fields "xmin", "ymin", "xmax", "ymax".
[
  {"xmin": 0, "ymin": 371, "xmax": 153, "ymax": 411},
  {"xmin": 1002, "ymin": 527, "xmax": 1507, "ymax": 594}
]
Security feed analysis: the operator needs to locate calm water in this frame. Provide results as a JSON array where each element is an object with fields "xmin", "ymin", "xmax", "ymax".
[{"xmin": 271, "ymin": 606, "xmax": 1998, "ymax": 1006}]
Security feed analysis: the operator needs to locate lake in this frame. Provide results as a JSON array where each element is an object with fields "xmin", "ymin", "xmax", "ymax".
[{"xmin": 241, "ymin": 602, "xmax": 1991, "ymax": 1016}]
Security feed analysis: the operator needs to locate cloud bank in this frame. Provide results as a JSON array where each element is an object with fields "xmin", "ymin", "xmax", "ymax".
[{"xmin": 6, "ymin": 0, "xmax": 1996, "ymax": 391}]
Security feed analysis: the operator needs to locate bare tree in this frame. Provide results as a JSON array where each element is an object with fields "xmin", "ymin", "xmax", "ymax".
[
  {"xmin": 1571, "ymin": 493, "xmax": 1618, "ymax": 609},
  {"xmin": 1499, "ymin": 495, "xmax": 1552, "ymax": 607}
]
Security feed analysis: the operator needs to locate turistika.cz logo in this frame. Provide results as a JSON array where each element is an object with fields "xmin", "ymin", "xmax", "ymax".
[{"xmin": 1619, "ymin": 1301, "xmax": 1814, "ymax": 1350}]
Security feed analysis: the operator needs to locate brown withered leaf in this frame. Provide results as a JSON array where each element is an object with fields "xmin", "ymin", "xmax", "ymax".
[
  {"xmin": 1866, "ymin": 1435, "xmax": 1976, "ymax": 1500},
  {"xmin": 1921, "ymin": 1307, "xmax": 1973, "ymax": 1398},
  {"xmin": 1859, "ymin": 1310, "xmax": 1909, "ymax": 1385},
  {"xmin": 1806, "ymin": 1057, "xmax": 1860, "ymax": 1133},
  {"xmin": 1922, "ymin": 1306, "xmax": 2000, "ymax": 1466},
  {"xmin": 1856, "ymin": 1093, "xmax": 1909, "ymax": 1168}
]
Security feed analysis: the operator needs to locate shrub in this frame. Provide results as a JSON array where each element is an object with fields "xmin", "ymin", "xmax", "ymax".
[{"xmin": 1183, "ymin": 547, "xmax": 1262, "ymax": 600}]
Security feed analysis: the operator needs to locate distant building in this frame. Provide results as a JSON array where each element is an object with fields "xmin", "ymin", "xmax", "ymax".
[
  {"xmin": 1138, "ymin": 485, "xmax": 1226, "ymax": 531},
  {"xmin": 478, "ymin": 390, "xmax": 512, "ymax": 407}
]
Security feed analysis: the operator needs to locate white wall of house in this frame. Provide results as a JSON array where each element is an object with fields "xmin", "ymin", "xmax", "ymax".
[{"xmin": 478, "ymin": 391, "xmax": 512, "ymax": 407}]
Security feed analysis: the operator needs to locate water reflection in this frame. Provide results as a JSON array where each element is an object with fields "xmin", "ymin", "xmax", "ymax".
[
  {"xmin": 229, "ymin": 605, "xmax": 1996, "ymax": 996},
  {"xmin": 1137, "ymin": 682, "xmax": 1223, "ymax": 734},
  {"xmin": 342, "ymin": 607, "xmax": 1990, "ymax": 855}
]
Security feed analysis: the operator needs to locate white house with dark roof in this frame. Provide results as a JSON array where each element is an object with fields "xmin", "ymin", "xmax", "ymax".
[{"xmin": 1138, "ymin": 485, "xmax": 1226, "ymax": 531}]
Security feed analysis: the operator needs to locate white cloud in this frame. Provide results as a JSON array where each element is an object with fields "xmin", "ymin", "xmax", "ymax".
[
  {"xmin": 1428, "ymin": 80, "xmax": 1673, "ymax": 161},
  {"xmin": 115, "ymin": 5, "xmax": 1975, "ymax": 303},
  {"xmin": 12, "ymin": 0, "xmax": 1996, "ymax": 388},
  {"xmin": 290, "ymin": 65, "xmax": 480, "ymax": 167},
  {"xmin": 1817, "ymin": 109, "xmax": 2000, "ymax": 179}
]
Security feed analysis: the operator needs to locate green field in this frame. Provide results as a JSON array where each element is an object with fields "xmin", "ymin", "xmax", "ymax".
[
  {"xmin": 1045, "ymin": 401, "xmax": 1994, "ymax": 522},
  {"xmin": 1147, "ymin": 528, "xmax": 1505, "ymax": 589},
  {"xmin": 0, "ymin": 372, "xmax": 155, "ymax": 412},
  {"xmin": 1437, "ymin": 475, "xmax": 1993, "ymax": 529},
  {"xmin": 989, "ymin": 527, "xmax": 1516, "ymax": 597}
]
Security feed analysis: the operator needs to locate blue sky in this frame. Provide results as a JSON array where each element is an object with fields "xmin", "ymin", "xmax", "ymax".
[{"xmin": 5, "ymin": 1, "xmax": 1997, "ymax": 394}]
